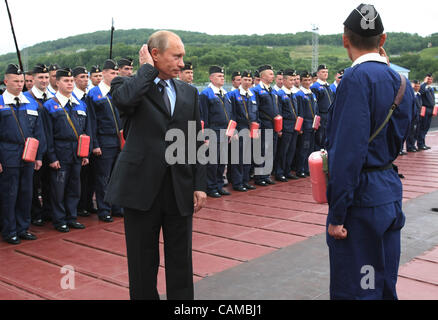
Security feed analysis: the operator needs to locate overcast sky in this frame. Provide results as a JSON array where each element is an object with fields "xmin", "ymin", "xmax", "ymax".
[{"xmin": 1, "ymin": 0, "xmax": 437, "ymax": 55}]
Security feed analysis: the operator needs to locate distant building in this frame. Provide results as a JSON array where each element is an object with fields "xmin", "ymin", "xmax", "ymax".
[{"xmin": 390, "ymin": 63, "xmax": 410, "ymax": 79}]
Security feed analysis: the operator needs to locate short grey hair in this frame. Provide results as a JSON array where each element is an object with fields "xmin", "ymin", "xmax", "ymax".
[{"xmin": 147, "ymin": 30, "xmax": 181, "ymax": 53}]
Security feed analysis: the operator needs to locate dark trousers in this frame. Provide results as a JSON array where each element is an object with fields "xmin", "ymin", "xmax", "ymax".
[
  {"xmin": 78, "ymin": 158, "xmax": 95, "ymax": 211},
  {"xmin": 230, "ymin": 136, "xmax": 252, "ymax": 187},
  {"xmin": 207, "ymin": 130, "xmax": 227, "ymax": 193},
  {"xmin": 275, "ymin": 131, "xmax": 298, "ymax": 177},
  {"xmin": 0, "ymin": 164, "xmax": 34, "ymax": 239},
  {"xmin": 31, "ymin": 159, "xmax": 52, "ymax": 221},
  {"xmin": 94, "ymin": 147, "xmax": 122, "ymax": 217},
  {"xmin": 49, "ymin": 162, "xmax": 81, "ymax": 228},
  {"xmin": 123, "ymin": 169, "xmax": 194, "ymax": 300},
  {"xmin": 406, "ymin": 116, "xmax": 420, "ymax": 150},
  {"xmin": 254, "ymin": 128, "xmax": 278, "ymax": 183},
  {"xmin": 314, "ymin": 113, "xmax": 328, "ymax": 151},
  {"xmin": 297, "ymin": 130, "xmax": 315, "ymax": 174},
  {"xmin": 327, "ymin": 201, "xmax": 405, "ymax": 300},
  {"xmin": 418, "ymin": 109, "xmax": 433, "ymax": 147}
]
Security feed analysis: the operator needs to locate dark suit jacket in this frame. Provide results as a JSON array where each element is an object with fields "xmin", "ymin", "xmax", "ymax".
[{"xmin": 105, "ymin": 63, "xmax": 207, "ymax": 216}]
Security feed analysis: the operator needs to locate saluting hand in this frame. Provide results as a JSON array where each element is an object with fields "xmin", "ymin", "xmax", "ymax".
[
  {"xmin": 139, "ymin": 44, "xmax": 154, "ymax": 67},
  {"xmin": 328, "ymin": 224, "xmax": 348, "ymax": 240}
]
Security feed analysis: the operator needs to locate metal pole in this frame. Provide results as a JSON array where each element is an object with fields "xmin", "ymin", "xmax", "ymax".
[
  {"xmin": 4, "ymin": 0, "xmax": 24, "ymax": 72},
  {"xmin": 109, "ymin": 18, "xmax": 115, "ymax": 60}
]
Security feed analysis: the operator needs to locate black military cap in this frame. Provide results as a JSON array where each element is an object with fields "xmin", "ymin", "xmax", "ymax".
[
  {"xmin": 301, "ymin": 71, "xmax": 311, "ymax": 78},
  {"xmin": 241, "ymin": 71, "xmax": 253, "ymax": 78},
  {"xmin": 5, "ymin": 64, "xmax": 23, "ymax": 75},
  {"xmin": 103, "ymin": 59, "xmax": 119, "ymax": 71},
  {"xmin": 344, "ymin": 4, "xmax": 384, "ymax": 37},
  {"xmin": 338, "ymin": 69, "xmax": 345, "ymax": 75},
  {"xmin": 90, "ymin": 66, "xmax": 102, "ymax": 74},
  {"xmin": 284, "ymin": 69, "xmax": 297, "ymax": 77},
  {"xmin": 258, "ymin": 65, "xmax": 273, "ymax": 73},
  {"xmin": 232, "ymin": 71, "xmax": 241, "ymax": 78},
  {"xmin": 318, "ymin": 64, "xmax": 328, "ymax": 71},
  {"xmin": 412, "ymin": 80, "xmax": 420, "ymax": 84},
  {"xmin": 72, "ymin": 66, "xmax": 88, "ymax": 77},
  {"xmin": 181, "ymin": 62, "xmax": 194, "ymax": 71},
  {"xmin": 209, "ymin": 66, "xmax": 224, "ymax": 75},
  {"xmin": 312, "ymin": 72, "xmax": 318, "ymax": 77},
  {"xmin": 276, "ymin": 70, "xmax": 284, "ymax": 76},
  {"xmin": 118, "ymin": 58, "xmax": 134, "ymax": 67},
  {"xmin": 426, "ymin": 73, "xmax": 433, "ymax": 77},
  {"xmin": 32, "ymin": 64, "xmax": 49, "ymax": 74},
  {"xmin": 49, "ymin": 64, "xmax": 61, "ymax": 72},
  {"xmin": 56, "ymin": 68, "xmax": 73, "ymax": 78},
  {"xmin": 254, "ymin": 70, "xmax": 260, "ymax": 78}
]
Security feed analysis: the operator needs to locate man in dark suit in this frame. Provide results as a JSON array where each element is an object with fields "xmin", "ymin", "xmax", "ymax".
[{"xmin": 105, "ymin": 30, "xmax": 207, "ymax": 300}]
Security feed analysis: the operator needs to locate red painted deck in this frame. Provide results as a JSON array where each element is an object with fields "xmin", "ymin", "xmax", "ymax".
[{"xmin": 1, "ymin": 132, "xmax": 438, "ymax": 300}]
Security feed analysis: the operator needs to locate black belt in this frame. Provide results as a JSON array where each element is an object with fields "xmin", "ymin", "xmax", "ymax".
[{"xmin": 362, "ymin": 163, "xmax": 394, "ymax": 173}]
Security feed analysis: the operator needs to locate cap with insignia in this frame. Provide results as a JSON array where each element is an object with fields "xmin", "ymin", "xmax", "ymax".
[
  {"xmin": 49, "ymin": 64, "xmax": 60, "ymax": 72},
  {"xmin": 426, "ymin": 73, "xmax": 433, "ymax": 77},
  {"xmin": 103, "ymin": 59, "xmax": 119, "ymax": 71},
  {"xmin": 181, "ymin": 62, "xmax": 194, "ymax": 71},
  {"xmin": 209, "ymin": 66, "xmax": 224, "ymax": 75},
  {"xmin": 301, "ymin": 71, "xmax": 311, "ymax": 78},
  {"xmin": 254, "ymin": 70, "xmax": 260, "ymax": 78},
  {"xmin": 338, "ymin": 69, "xmax": 345, "ymax": 75},
  {"xmin": 258, "ymin": 65, "xmax": 273, "ymax": 73},
  {"xmin": 284, "ymin": 69, "xmax": 297, "ymax": 77},
  {"xmin": 72, "ymin": 66, "xmax": 88, "ymax": 77},
  {"xmin": 412, "ymin": 80, "xmax": 420, "ymax": 84},
  {"xmin": 241, "ymin": 71, "xmax": 253, "ymax": 78},
  {"xmin": 90, "ymin": 66, "xmax": 101, "ymax": 74},
  {"xmin": 231, "ymin": 71, "xmax": 241, "ymax": 79},
  {"xmin": 56, "ymin": 68, "xmax": 73, "ymax": 78},
  {"xmin": 317, "ymin": 64, "xmax": 328, "ymax": 71},
  {"xmin": 276, "ymin": 70, "xmax": 284, "ymax": 76},
  {"xmin": 32, "ymin": 64, "xmax": 49, "ymax": 74},
  {"xmin": 5, "ymin": 64, "xmax": 23, "ymax": 75},
  {"xmin": 118, "ymin": 58, "xmax": 134, "ymax": 67},
  {"xmin": 344, "ymin": 3, "xmax": 384, "ymax": 37},
  {"xmin": 312, "ymin": 72, "xmax": 318, "ymax": 77}
]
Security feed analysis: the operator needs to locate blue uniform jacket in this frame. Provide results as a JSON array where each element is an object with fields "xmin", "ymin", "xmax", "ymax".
[
  {"xmin": 87, "ymin": 86, "xmax": 122, "ymax": 149},
  {"xmin": 277, "ymin": 89, "xmax": 301, "ymax": 133},
  {"xmin": 330, "ymin": 83, "xmax": 338, "ymax": 95},
  {"xmin": 311, "ymin": 82, "xmax": 335, "ymax": 114},
  {"xmin": 227, "ymin": 89, "xmax": 259, "ymax": 130},
  {"xmin": 251, "ymin": 84, "xmax": 281, "ymax": 129},
  {"xmin": 295, "ymin": 90, "xmax": 319, "ymax": 131},
  {"xmin": 326, "ymin": 61, "xmax": 415, "ymax": 226},
  {"xmin": 414, "ymin": 92, "xmax": 422, "ymax": 119},
  {"xmin": 43, "ymin": 97, "xmax": 92, "ymax": 164},
  {"xmin": 419, "ymin": 83, "xmax": 435, "ymax": 108},
  {"xmin": 199, "ymin": 87, "xmax": 234, "ymax": 130},
  {"xmin": 0, "ymin": 95, "xmax": 46, "ymax": 167}
]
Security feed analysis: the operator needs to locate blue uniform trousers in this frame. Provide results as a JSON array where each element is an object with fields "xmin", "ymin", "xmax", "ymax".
[
  {"xmin": 31, "ymin": 159, "xmax": 52, "ymax": 221},
  {"xmin": 254, "ymin": 129, "xmax": 278, "ymax": 183},
  {"xmin": 230, "ymin": 136, "xmax": 252, "ymax": 188},
  {"xmin": 0, "ymin": 164, "xmax": 34, "ymax": 240},
  {"xmin": 275, "ymin": 131, "xmax": 298, "ymax": 177},
  {"xmin": 314, "ymin": 113, "xmax": 328, "ymax": 151},
  {"xmin": 207, "ymin": 130, "xmax": 227, "ymax": 193},
  {"xmin": 296, "ymin": 129, "xmax": 315, "ymax": 175},
  {"xmin": 94, "ymin": 147, "xmax": 122, "ymax": 217},
  {"xmin": 327, "ymin": 201, "xmax": 405, "ymax": 300},
  {"xmin": 78, "ymin": 158, "xmax": 95, "ymax": 212},
  {"xmin": 418, "ymin": 108, "xmax": 433, "ymax": 148},
  {"xmin": 50, "ymin": 162, "xmax": 81, "ymax": 228},
  {"xmin": 406, "ymin": 115, "xmax": 420, "ymax": 150}
]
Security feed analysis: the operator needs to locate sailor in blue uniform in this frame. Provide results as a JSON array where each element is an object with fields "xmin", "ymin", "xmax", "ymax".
[
  {"xmin": 295, "ymin": 71, "xmax": 319, "ymax": 178},
  {"xmin": 228, "ymin": 71, "xmax": 259, "ymax": 192},
  {"xmin": 87, "ymin": 60, "xmax": 123, "ymax": 222},
  {"xmin": 47, "ymin": 64, "xmax": 60, "ymax": 95},
  {"xmin": 43, "ymin": 68, "xmax": 92, "ymax": 232},
  {"xmin": 251, "ymin": 65, "xmax": 281, "ymax": 186},
  {"xmin": 326, "ymin": 4, "xmax": 415, "ymax": 300},
  {"xmin": 118, "ymin": 58, "xmax": 134, "ymax": 77},
  {"xmin": 0, "ymin": 64, "xmax": 46, "ymax": 244},
  {"xmin": 330, "ymin": 69, "xmax": 344, "ymax": 95},
  {"xmin": 273, "ymin": 70, "xmax": 284, "ymax": 93},
  {"xmin": 406, "ymin": 80, "xmax": 422, "ymax": 152},
  {"xmin": 418, "ymin": 73, "xmax": 435, "ymax": 150},
  {"xmin": 311, "ymin": 64, "xmax": 335, "ymax": 151},
  {"xmin": 275, "ymin": 69, "xmax": 301, "ymax": 181},
  {"xmin": 200, "ymin": 66, "xmax": 234, "ymax": 198},
  {"xmin": 24, "ymin": 64, "xmax": 54, "ymax": 227}
]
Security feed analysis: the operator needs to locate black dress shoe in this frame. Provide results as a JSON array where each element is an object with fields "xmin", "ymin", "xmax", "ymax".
[
  {"xmin": 399, "ymin": 151, "xmax": 408, "ymax": 156},
  {"xmin": 56, "ymin": 225, "xmax": 70, "ymax": 233},
  {"xmin": 99, "ymin": 215, "xmax": 113, "ymax": 223},
  {"xmin": 87, "ymin": 207, "xmax": 98, "ymax": 214},
  {"xmin": 18, "ymin": 232, "xmax": 37, "ymax": 241},
  {"xmin": 286, "ymin": 174, "xmax": 299, "ymax": 180},
  {"xmin": 419, "ymin": 146, "xmax": 428, "ymax": 150},
  {"xmin": 431, "ymin": 208, "xmax": 438, "ymax": 213},
  {"xmin": 67, "ymin": 221, "xmax": 86, "ymax": 229},
  {"xmin": 297, "ymin": 173, "xmax": 307, "ymax": 178},
  {"xmin": 425, "ymin": 146, "xmax": 431, "ymax": 150},
  {"xmin": 233, "ymin": 186, "xmax": 247, "ymax": 192},
  {"xmin": 77, "ymin": 209, "xmax": 90, "ymax": 217},
  {"xmin": 407, "ymin": 149, "xmax": 417, "ymax": 153},
  {"xmin": 275, "ymin": 176, "xmax": 288, "ymax": 182},
  {"xmin": 5, "ymin": 236, "xmax": 20, "ymax": 245},
  {"xmin": 218, "ymin": 189, "xmax": 231, "ymax": 196},
  {"xmin": 31, "ymin": 219, "xmax": 45, "ymax": 227},
  {"xmin": 265, "ymin": 178, "xmax": 276, "ymax": 185},
  {"xmin": 255, "ymin": 181, "xmax": 268, "ymax": 187},
  {"xmin": 243, "ymin": 183, "xmax": 256, "ymax": 190},
  {"xmin": 207, "ymin": 192, "xmax": 222, "ymax": 198}
]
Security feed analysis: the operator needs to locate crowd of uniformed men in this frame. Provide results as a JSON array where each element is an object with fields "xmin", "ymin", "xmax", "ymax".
[{"xmin": 0, "ymin": 57, "xmax": 435, "ymax": 244}]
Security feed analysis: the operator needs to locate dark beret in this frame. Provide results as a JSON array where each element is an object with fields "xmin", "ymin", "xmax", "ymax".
[
  {"xmin": 301, "ymin": 71, "xmax": 311, "ymax": 78},
  {"xmin": 344, "ymin": 3, "xmax": 384, "ymax": 37},
  {"xmin": 312, "ymin": 72, "xmax": 318, "ymax": 77},
  {"xmin": 241, "ymin": 71, "xmax": 253, "ymax": 78},
  {"xmin": 426, "ymin": 73, "xmax": 433, "ymax": 77},
  {"xmin": 181, "ymin": 62, "xmax": 193, "ymax": 71},
  {"xmin": 412, "ymin": 80, "xmax": 420, "ymax": 84},
  {"xmin": 276, "ymin": 70, "xmax": 284, "ymax": 76},
  {"xmin": 232, "ymin": 71, "xmax": 241, "ymax": 79},
  {"xmin": 32, "ymin": 64, "xmax": 49, "ymax": 74},
  {"xmin": 72, "ymin": 66, "xmax": 88, "ymax": 77},
  {"xmin": 258, "ymin": 65, "xmax": 273, "ymax": 73},
  {"xmin": 254, "ymin": 70, "xmax": 260, "ymax": 78},
  {"xmin": 318, "ymin": 64, "xmax": 328, "ymax": 71},
  {"xmin": 118, "ymin": 58, "xmax": 134, "ymax": 67},
  {"xmin": 5, "ymin": 64, "xmax": 22, "ymax": 75},
  {"xmin": 209, "ymin": 66, "xmax": 224, "ymax": 75},
  {"xmin": 56, "ymin": 68, "xmax": 73, "ymax": 78},
  {"xmin": 103, "ymin": 59, "xmax": 119, "ymax": 71},
  {"xmin": 284, "ymin": 69, "xmax": 297, "ymax": 77},
  {"xmin": 48, "ymin": 64, "xmax": 61, "ymax": 72},
  {"xmin": 90, "ymin": 66, "xmax": 102, "ymax": 74}
]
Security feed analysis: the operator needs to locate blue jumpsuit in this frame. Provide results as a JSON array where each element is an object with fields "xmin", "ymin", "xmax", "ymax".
[
  {"xmin": 87, "ymin": 86, "xmax": 123, "ymax": 218},
  {"xmin": 228, "ymin": 88, "xmax": 259, "ymax": 188},
  {"xmin": 295, "ymin": 89, "xmax": 319, "ymax": 175},
  {"xmin": 0, "ymin": 93, "xmax": 46, "ymax": 240},
  {"xmin": 418, "ymin": 83, "xmax": 435, "ymax": 148},
  {"xmin": 311, "ymin": 81, "xmax": 334, "ymax": 150},
  {"xmin": 43, "ymin": 95, "xmax": 92, "ymax": 228},
  {"xmin": 251, "ymin": 84, "xmax": 281, "ymax": 183},
  {"xmin": 326, "ymin": 58, "xmax": 415, "ymax": 300},
  {"xmin": 275, "ymin": 89, "xmax": 301, "ymax": 178},
  {"xmin": 199, "ymin": 86, "xmax": 234, "ymax": 194}
]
